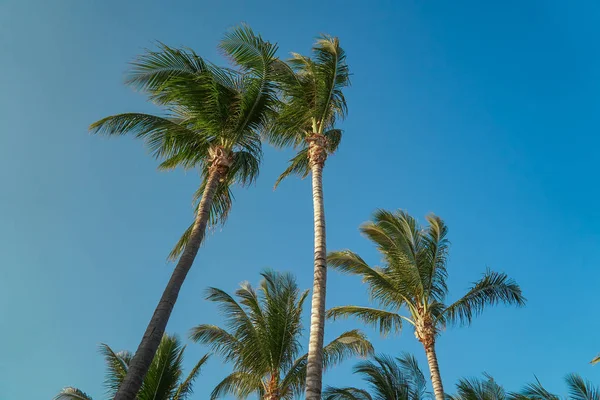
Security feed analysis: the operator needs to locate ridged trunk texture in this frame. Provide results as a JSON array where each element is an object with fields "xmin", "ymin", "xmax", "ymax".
[
  {"xmin": 424, "ymin": 342, "xmax": 445, "ymax": 400},
  {"xmin": 304, "ymin": 149, "xmax": 327, "ymax": 400},
  {"xmin": 113, "ymin": 165, "xmax": 223, "ymax": 400}
]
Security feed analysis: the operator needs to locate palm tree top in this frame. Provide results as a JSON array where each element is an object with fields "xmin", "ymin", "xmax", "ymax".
[
  {"xmin": 89, "ymin": 25, "xmax": 283, "ymax": 249},
  {"xmin": 190, "ymin": 269, "xmax": 373, "ymax": 399},
  {"xmin": 327, "ymin": 209, "xmax": 525, "ymax": 337},
  {"xmin": 264, "ymin": 34, "xmax": 350, "ymax": 187}
]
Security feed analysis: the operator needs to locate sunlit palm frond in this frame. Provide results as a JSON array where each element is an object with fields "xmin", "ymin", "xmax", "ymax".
[
  {"xmin": 419, "ymin": 215, "xmax": 449, "ymax": 303},
  {"xmin": 328, "ymin": 250, "xmax": 408, "ymax": 309},
  {"xmin": 90, "ymin": 113, "xmax": 207, "ymax": 163},
  {"xmin": 99, "ymin": 343, "xmax": 129, "ymax": 397},
  {"xmin": 137, "ymin": 335, "xmax": 185, "ymax": 400},
  {"xmin": 322, "ymin": 330, "xmax": 374, "ymax": 368},
  {"xmin": 126, "ymin": 42, "xmax": 208, "ymax": 95},
  {"xmin": 172, "ymin": 353, "xmax": 210, "ymax": 400},
  {"xmin": 442, "ymin": 270, "xmax": 525, "ymax": 327},
  {"xmin": 210, "ymin": 371, "xmax": 264, "ymax": 400},
  {"xmin": 274, "ymin": 148, "xmax": 310, "ymax": 188},
  {"xmin": 326, "ymin": 305, "xmax": 405, "ymax": 336}
]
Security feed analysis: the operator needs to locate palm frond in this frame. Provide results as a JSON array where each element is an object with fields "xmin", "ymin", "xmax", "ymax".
[
  {"xmin": 327, "ymin": 250, "xmax": 408, "ymax": 309},
  {"xmin": 274, "ymin": 147, "xmax": 310, "ymax": 188},
  {"xmin": 210, "ymin": 371, "xmax": 264, "ymax": 400},
  {"xmin": 312, "ymin": 35, "xmax": 350, "ymax": 131},
  {"xmin": 126, "ymin": 42, "xmax": 208, "ymax": 94},
  {"xmin": 322, "ymin": 330, "xmax": 374, "ymax": 368},
  {"xmin": 324, "ymin": 128, "xmax": 343, "ymax": 154},
  {"xmin": 99, "ymin": 343, "xmax": 129, "ymax": 397},
  {"xmin": 54, "ymin": 387, "xmax": 93, "ymax": 400},
  {"xmin": 397, "ymin": 352, "xmax": 429, "ymax": 400},
  {"xmin": 189, "ymin": 324, "xmax": 240, "ymax": 364},
  {"xmin": 442, "ymin": 270, "xmax": 525, "ymax": 327},
  {"xmin": 566, "ymin": 373, "xmax": 600, "ymax": 400},
  {"xmin": 89, "ymin": 113, "xmax": 208, "ymax": 164},
  {"xmin": 167, "ymin": 179, "xmax": 234, "ymax": 261},
  {"xmin": 323, "ymin": 387, "xmax": 373, "ymax": 400},
  {"xmin": 513, "ymin": 376, "xmax": 558, "ymax": 400},
  {"xmin": 137, "ymin": 334, "xmax": 184, "ymax": 400},
  {"xmin": 172, "ymin": 353, "xmax": 210, "ymax": 400},
  {"xmin": 326, "ymin": 305, "xmax": 405, "ymax": 336}
]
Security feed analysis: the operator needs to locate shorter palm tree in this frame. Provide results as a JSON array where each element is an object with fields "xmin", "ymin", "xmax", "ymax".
[
  {"xmin": 190, "ymin": 269, "xmax": 374, "ymax": 400},
  {"xmin": 323, "ymin": 353, "xmax": 431, "ymax": 400},
  {"xmin": 327, "ymin": 209, "xmax": 526, "ymax": 400},
  {"xmin": 55, "ymin": 334, "xmax": 209, "ymax": 400}
]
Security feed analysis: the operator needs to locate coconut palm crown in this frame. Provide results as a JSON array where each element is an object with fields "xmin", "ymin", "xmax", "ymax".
[{"xmin": 190, "ymin": 269, "xmax": 373, "ymax": 400}]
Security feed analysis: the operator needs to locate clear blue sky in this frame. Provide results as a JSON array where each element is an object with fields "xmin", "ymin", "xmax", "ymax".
[{"xmin": 1, "ymin": 0, "xmax": 599, "ymax": 398}]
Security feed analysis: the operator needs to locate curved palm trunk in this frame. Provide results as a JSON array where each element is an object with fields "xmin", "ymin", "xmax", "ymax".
[
  {"xmin": 423, "ymin": 343, "xmax": 445, "ymax": 400},
  {"xmin": 305, "ymin": 159, "xmax": 327, "ymax": 400},
  {"xmin": 114, "ymin": 166, "xmax": 223, "ymax": 400}
]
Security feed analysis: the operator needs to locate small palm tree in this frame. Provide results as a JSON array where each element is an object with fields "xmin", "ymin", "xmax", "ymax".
[
  {"xmin": 90, "ymin": 25, "xmax": 281, "ymax": 400},
  {"xmin": 189, "ymin": 269, "xmax": 373, "ymax": 400},
  {"xmin": 323, "ymin": 353, "xmax": 431, "ymax": 400},
  {"xmin": 265, "ymin": 35, "xmax": 350, "ymax": 400},
  {"xmin": 55, "ymin": 334, "xmax": 209, "ymax": 400},
  {"xmin": 327, "ymin": 209, "xmax": 526, "ymax": 400}
]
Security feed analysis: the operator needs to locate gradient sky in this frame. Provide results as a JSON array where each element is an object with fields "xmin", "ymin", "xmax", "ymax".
[{"xmin": 2, "ymin": 1, "xmax": 600, "ymax": 399}]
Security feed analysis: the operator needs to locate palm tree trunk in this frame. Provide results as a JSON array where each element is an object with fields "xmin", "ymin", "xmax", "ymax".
[
  {"xmin": 305, "ymin": 160, "xmax": 327, "ymax": 400},
  {"xmin": 423, "ymin": 342, "xmax": 445, "ymax": 400},
  {"xmin": 113, "ymin": 166, "xmax": 223, "ymax": 400}
]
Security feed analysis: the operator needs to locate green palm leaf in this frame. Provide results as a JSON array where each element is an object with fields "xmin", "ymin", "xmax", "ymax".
[{"xmin": 442, "ymin": 270, "xmax": 525, "ymax": 327}]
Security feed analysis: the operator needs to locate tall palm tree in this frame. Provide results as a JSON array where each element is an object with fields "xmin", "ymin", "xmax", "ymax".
[
  {"xmin": 265, "ymin": 35, "xmax": 350, "ymax": 400},
  {"xmin": 55, "ymin": 334, "xmax": 209, "ymax": 400},
  {"xmin": 90, "ymin": 26, "xmax": 280, "ymax": 400},
  {"xmin": 323, "ymin": 353, "xmax": 431, "ymax": 400},
  {"xmin": 327, "ymin": 209, "xmax": 526, "ymax": 400},
  {"xmin": 189, "ymin": 269, "xmax": 373, "ymax": 400}
]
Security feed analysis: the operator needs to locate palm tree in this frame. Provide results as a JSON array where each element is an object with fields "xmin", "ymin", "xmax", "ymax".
[
  {"xmin": 90, "ymin": 25, "xmax": 281, "ymax": 400},
  {"xmin": 55, "ymin": 334, "xmax": 209, "ymax": 400},
  {"xmin": 264, "ymin": 35, "xmax": 350, "ymax": 400},
  {"xmin": 327, "ymin": 209, "xmax": 526, "ymax": 400},
  {"xmin": 189, "ymin": 269, "xmax": 373, "ymax": 400},
  {"xmin": 323, "ymin": 353, "xmax": 431, "ymax": 400}
]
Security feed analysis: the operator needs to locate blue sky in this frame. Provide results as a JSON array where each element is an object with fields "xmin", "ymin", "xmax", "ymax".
[{"xmin": 1, "ymin": 0, "xmax": 600, "ymax": 398}]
